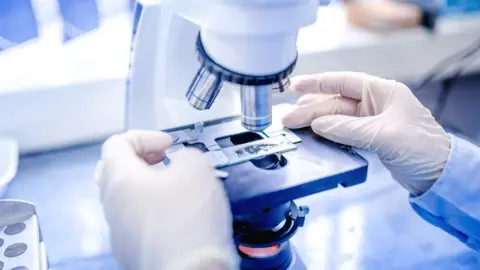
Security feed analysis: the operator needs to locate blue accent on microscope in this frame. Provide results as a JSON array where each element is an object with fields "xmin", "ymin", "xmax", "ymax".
[{"xmin": 164, "ymin": 117, "xmax": 369, "ymax": 269}]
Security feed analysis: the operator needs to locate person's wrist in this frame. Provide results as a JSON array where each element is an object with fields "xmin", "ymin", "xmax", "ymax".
[
  {"xmin": 412, "ymin": 131, "xmax": 452, "ymax": 196},
  {"xmin": 433, "ymin": 132, "xmax": 452, "ymax": 180}
]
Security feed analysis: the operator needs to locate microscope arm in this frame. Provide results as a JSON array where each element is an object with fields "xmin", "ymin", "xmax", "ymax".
[{"xmin": 167, "ymin": 0, "xmax": 318, "ymax": 75}]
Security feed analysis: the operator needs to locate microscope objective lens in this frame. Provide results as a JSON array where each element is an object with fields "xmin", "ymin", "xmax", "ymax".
[{"xmin": 240, "ymin": 84, "xmax": 272, "ymax": 131}]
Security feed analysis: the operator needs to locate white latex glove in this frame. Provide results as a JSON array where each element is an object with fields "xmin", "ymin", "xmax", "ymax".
[
  {"xmin": 94, "ymin": 130, "xmax": 239, "ymax": 270},
  {"xmin": 282, "ymin": 72, "xmax": 451, "ymax": 196}
]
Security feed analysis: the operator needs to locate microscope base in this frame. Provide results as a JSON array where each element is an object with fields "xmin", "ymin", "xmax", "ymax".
[{"xmin": 234, "ymin": 201, "xmax": 309, "ymax": 270}]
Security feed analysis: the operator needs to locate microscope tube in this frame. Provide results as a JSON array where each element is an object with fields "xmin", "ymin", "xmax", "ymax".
[
  {"xmin": 240, "ymin": 84, "xmax": 273, "ymax": 131},
  {"xmin": 186, "ymin": 67, "xmax": 224, "ymax": 110}
]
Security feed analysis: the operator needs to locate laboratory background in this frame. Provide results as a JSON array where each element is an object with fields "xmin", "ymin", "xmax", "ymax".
[{"xmin": 1, "ymin": 0, "xmax": 480, "ymax": 269}]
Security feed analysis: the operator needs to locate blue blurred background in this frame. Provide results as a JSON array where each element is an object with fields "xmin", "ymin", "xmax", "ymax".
[
  {"xmin": 0, "ymin": 0, "xmax": 136, "ymax": 51},
  {"xmin": 1, "ymin": 0, "xmax": 479, "ymax": 51}
]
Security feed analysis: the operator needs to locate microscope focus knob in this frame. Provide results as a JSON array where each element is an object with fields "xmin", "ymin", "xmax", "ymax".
[{"xmin": 296, "ymin": 206, "xmax": 310, "ymax": 228}]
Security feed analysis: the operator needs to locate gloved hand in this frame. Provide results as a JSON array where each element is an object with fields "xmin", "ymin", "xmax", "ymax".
[
  {"xmin": 94, "ymin": 130, "xmax": 238, "ymax": 270},
  {"xmin": 282, "ymin": 72, "xmax": 451, "ymax": 196}
]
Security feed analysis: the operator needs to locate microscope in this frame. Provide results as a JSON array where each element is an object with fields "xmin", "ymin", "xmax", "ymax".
[{"xmin": 126, "ymin": 0, "xmax": 368, "ymax": 269}]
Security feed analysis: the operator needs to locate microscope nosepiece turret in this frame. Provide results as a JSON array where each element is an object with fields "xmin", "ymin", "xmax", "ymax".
[{"xmin": 185, "ymin": 33, "xmax": 296, "ymax": 131}]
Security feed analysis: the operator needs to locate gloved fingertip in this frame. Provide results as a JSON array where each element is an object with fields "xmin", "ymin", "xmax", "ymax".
[
  {"xmin": 164, "ymin": 132, "xmax": 174, "ymax": 145},
  {"xmin": 281, "ymin": 110, "xmax": 305, "ymax": 129},
  {"xmin": 311, "ymin": 115, "xmax": 350, "ymax": 138},
  {"xmin": 311, "ymin": 115, "xmax": 374, "ymax": 150},
  {"xmin": 143, "ymin": 151, "xmax": 167, "ymax": 165},
  {"xmin": 125, "ymin": 130, "xmax": 174, "ymax": 151},
  {"xmin": 281, "ymin": 116, "xmax": 296, "ymax": 129},
  {"xmin": 296, "ymin": 94, "xmax": 318, "ymax": 105},
  {"xmin": 311, "ymin": 117, "xmax": 330, "ymax": 134},
  {"xmin": 290, "ymin": 75, "xmax": 318, "ymax": 93}
]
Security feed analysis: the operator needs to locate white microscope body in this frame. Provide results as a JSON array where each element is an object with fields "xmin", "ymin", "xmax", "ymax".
[
  {"xmin": 124, "ymin": 3, "xmax": 372, "ymax": 270},
  {"xmin": 126, "ymin": 0, "xmax": 318, "ymax": 132}
]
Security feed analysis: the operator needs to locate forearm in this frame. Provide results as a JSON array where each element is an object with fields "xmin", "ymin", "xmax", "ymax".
[{"xmin": 409, "ymin": 134, "xmax": 480, "ymax": 251}]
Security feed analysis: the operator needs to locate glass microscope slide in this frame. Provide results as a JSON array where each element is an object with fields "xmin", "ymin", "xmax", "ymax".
[{"xmin": 206, "ymin": 136, "xmax": 296, "ymax": 168}]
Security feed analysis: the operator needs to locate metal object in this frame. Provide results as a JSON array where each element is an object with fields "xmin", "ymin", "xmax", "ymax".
[
  {"xmin": 214, "ymin": 170, "xmax": 229, "ymax": 179},
  {"xmin": 0, "ymin": 200, "xmax": 49, "ymax": 270},
  {"xmin": 194, "ymin": 122, "xmax": 204, "ymax": 137},
  {"xmin": 185, "ymin": 67, "xmax": 224, "ymax": 110},
  {"xmin": 163, "ymin": 116, "xmax": 368, "ymax": 269},
  {"xmin": 272, "ymin": 77, "xmax": 290, "ymax": 94},
  {"xmin": 166, "ymin": 116, "xmax": 302, "ymax": 151},
  {"xmin": 240, "ymin": 84, "xmax": 273, "ymax": 131},
  {"xmin": 235, "ymin": 202, "xmax": 309, "ymax": 269},
  {"xmin": 170, "ymin": 133, "xmax": 179, "ymax": 143},
  {"xmin": 164, "ymin": 117, "xmax": 368, "ymax": 214},
  {"xmin": 164, "ymin": 118, "xmax": 300, "ymax": 170},
  {"xmin": 206, "ymin": 136, "xmax": 296, "ymax": 168},
  {"xmin": 181, "ymin": 35, "xmax": 297, "ymax": 133}
]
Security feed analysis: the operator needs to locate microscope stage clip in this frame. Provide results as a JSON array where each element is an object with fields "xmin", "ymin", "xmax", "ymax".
[
  {"xmin": 165, "ymin": 119, "xmax": 301, "ymax": 169},
  {"xmin": 208, "ymin": 135, "xmax": 296, "ymax": 168},
  {"xmin": 163, "ymin": 116, "xmax": 368, "ymax": 214}
]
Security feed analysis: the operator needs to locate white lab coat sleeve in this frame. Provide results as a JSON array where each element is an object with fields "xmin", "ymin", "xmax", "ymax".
[{"xmin": 409, "ymin": 134, "xmax": 480, "ymax": 252}]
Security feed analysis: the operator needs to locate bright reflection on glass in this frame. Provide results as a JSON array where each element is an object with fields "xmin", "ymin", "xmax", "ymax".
[
  {"xmin": 337, "ymin": 205, "xmax": 365, "ymax": 270},
  {"xmin": 302, "ymin": 216, "xmax": 334, "ymax": 270}
]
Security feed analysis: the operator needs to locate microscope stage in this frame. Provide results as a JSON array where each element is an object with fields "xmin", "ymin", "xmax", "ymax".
[{"xmin": 164, "ymin": 115, "xmax": 368, "ymax": 215}]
